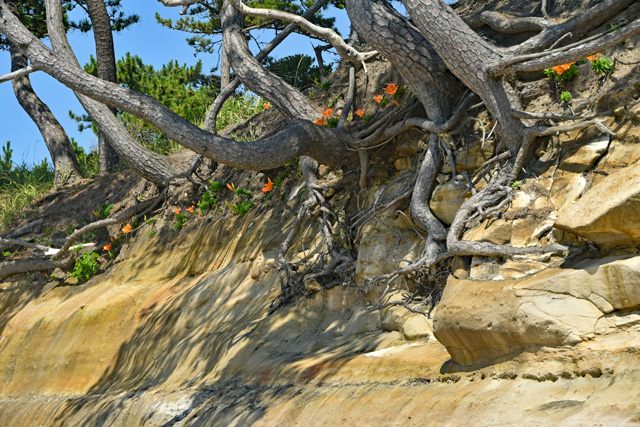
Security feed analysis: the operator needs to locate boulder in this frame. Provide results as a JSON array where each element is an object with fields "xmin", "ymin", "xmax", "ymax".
[
  {"xmin": 556, "ymin": 162, "xmax": 640, "ymax": 246},
  {"xmin": 429, "ymin": 178, "xmax": 470, "ymax": 225},
  {"xmin": 433, "ymin": 255, "xmax": 640, "ymax": 365}
]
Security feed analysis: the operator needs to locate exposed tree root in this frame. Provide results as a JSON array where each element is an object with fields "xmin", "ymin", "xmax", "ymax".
[{"xmin": 270, "ymin": 157, "xmax": 355, "ymax": 313}]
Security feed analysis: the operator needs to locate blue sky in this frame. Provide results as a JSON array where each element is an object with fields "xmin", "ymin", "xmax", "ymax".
[{"xmin": 0, "ymin": 1, "xmax": 387, "ymax": 165}]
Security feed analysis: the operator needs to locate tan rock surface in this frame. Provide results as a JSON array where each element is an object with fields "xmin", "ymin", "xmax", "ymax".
[
  {"xmin": 1, "ymin": 214, "xmax": 640, "ymax": 425},
  {"xmin": 556, "ymin": 162, "xmax": 640, "ymax": 246},
  {"xmin": 429, "ymin": 178, "xmax": 470, "ymax": 225},
  {"xmin": 434, "ymin": 255, "xmax": 640, "ymax": 365}
]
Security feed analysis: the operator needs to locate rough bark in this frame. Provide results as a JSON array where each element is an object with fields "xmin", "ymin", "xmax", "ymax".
[
  {"xmin": 508, "ymin": 0, "xmax": 638, "ymax": 55},
  {"xmin": 42, "ymin": 0, "xmax": 177, "ymax": 186},
  {"xmin": 221, "ymin": 1, "xmax": 319, "ymax": 120},
  {"xmin": 226, "ymin": 0, "xmax": 374, "ymax": 66},
  {"xmin": 220, "ymin": 43, "xmax": 230, "ymax": 89},
  {"xmin": 85, "ymin": 0, "xmax": 120, "ymax": 172},
  {"xmin": 203, "ymin": 0, "xmax": 330, "ymax": 131},
  {"xmin": 9, "ymin": 42, "xmax": 81, "ymax": 184},
  {"xmin": 0, "ymin": 1, "xmax": 352, "ymax": 172},
  {"xmin": 346, "ymin": 0, "xmax": 457, "ymax": 114},
  {"xmin": 402, "ymin": 0, "xmax": 525, "ymax": 153},
  {"xmin": 346, "ymin": 0, "xmax": 452, "ymax": 241}
]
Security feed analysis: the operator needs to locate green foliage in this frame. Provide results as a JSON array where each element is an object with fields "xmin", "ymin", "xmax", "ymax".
[
  {"xmin": 198, "ymin": 192, "xmax": 218, "ymax": 213},
  {"xmin": 1, "ymin": 0, "xmax": 137, "ymax": 50},
  {"xmin": 511, "ymin": 180, "xmax": 522, "ymax": 190},
  {"xmin": 71, "ymin": 138, "xmax": 99, "ymax": 177},
  {"xmin": 156, "ymin": 0, "xmax": 338, "ymax": 55},
  {"xmin": 65, "ymin": 0, "xmax": 140, "ymax": 33},
  {"xmin": 173, "ymin": 213, "xmax": 187, "ymax": 230},
  {"xmin": 215, "ymin": 94, "xmax": 268, "ymax": 132},
  {"xmin": 225, "ymin": 200, "xmax": 253, "ymax": 215},
  {"xmin": 592, "ymin": 56, "xmax": 614, "ymax": 75},
  {"xmin": 0, "ymin": 142, "xmax": 55, "ymax": 230},
  {"xmin": 544, "ymin": 64, "xmax": 579, "ymax": 81},
  {"xmin": 234, "ymin": 188, "xmax": 253, "ymax": 199},
  {"xmin": 208, "ymin": 181, "xmax": 226, "ymax": 194},
  {"xmin": 0, "ymin": 141, "xmax": 12, "ymax": 174},
  {"xmin": 75, "ymin": 53, "xmax": 218, "ymax": 155},
  {"xmin": 560, "ymin": 91, "xmax": 572, "ymax": 103},
  {"xmin": 264, "ymin": 54, "xmax": 332, "ymax": 90},
  {"xmin": 71, "ymin": 251, "xmax": 100, "ymax": 282},
  {"xmin": 395, "ymin": 86, "xmax": 407, "ymax": 98},
  {"xmin": 319, "ymin": 80, "xmax": 333, "ymax": 90},
  {"xmin": 327, "ymin": 117, "xmax": 340, "ymax": 128},
  {"xmin": 67, "ymin": 224, "xmax": 74, "ymax": 236},
  {"xmin": 94, "ymin": 203, "xmax": 114, "ymax": 219}
]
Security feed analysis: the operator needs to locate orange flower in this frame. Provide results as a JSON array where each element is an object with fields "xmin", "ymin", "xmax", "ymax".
[
  {"xmin": 110, "ymin": 236, "xmax": 115, "ymax": 242},
  {"xmin": 262, "ymin": 177, "xmax": 274, "ymax": 193},
  {"xmin": 122, "ymin": 224, "xmax": 131, "ymax": 234},
  {"xmin": 336, "ymin": 109, "xmax": 342, "ymax": 116},
  {"xmin": 186, "ymin": 205, "xmax": 195, "ymax": 213},
  {"xmin": 313, "ymin": 117, "xmax": 327, "ymax": 126},
  {"xmin": 373, "ymin": 94, "xmax": 384, "ymax": 103},
  {"xmin": 103, "ymin": 243, "xmax": 112, "ymax": 251},
  {"xmin": 263, "ymin": 102, "xmax": 271, "ymax": 109},
  {"xmin": 552, "ymin": 63, "xmax": 572, "ymax": 75},
  {"xmin": 93, "ymin": 210, "xmax": 98, "ymax": 217},
  {"xmin": 173, "ymin": 207, "xmax": 182, "ymax": 215},
  {"xmin": 322, "ymin": 107, "xmax": 334, "ymax": 118},
  {"xmin": 227, "ymin": 183, "xmax": 234, "ymax": 191},
  {"xmin": 394, "ymin": 100, "xmax": 400, "ymax": 106},
  {"xmin": 354, "ymin": 108, "xmax": 365, "ymax": 118},
  {"xmin": 383, "ymin": 83, "xmax": 398, "ymax": 96},
  {"xmin": 587, "ymin": 53, "xmax": 601, "ymax": 61}
]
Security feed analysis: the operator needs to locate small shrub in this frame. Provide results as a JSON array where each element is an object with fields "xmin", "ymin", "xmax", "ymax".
[
  {"xmin": 173, "ymin": 213, "xmax": 187, "ymax": 230},
  {"xmin": 234, "ymin": 188, "xmax": 253, "ymax": 199},
  {"xmin": 319, "ymin": 80, "xmax": 332, "ymax": 90},
  {"xmin": 93, "ymin": 203, "xmax": 114, "ymax": 219},
  {"xmin": 225, "ymin": 200, "xmax": 253, "ymax": 215},
  {"xmin": 544, "ymin": 64, "xmax": 579, "ymax": 81},
  {"xmin": 71, "ymin": 251, "xmax": 100, "ymax": 282},
  {"xmin": 560, "ymin": 91, "xmax": 572, "ymax": 103},
  {"xmin": 511, "ymin": 180, "xmax": 522, "ymax": 190},
  {"xmin": 208, "ymin": 181, "xmax": 226, "ymax": 194},
  {"xmin": 591, "ymin": 56, "xmax": 614, "ymax": 74}
]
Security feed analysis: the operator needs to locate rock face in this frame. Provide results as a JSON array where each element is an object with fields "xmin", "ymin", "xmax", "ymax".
[
  {"xmin": 434, "ymin": 255, "xmax": 640, "ymax": 365},
  {"xmin": 556, "ymin": 162, "xmax": 640, "ymax": 246}
]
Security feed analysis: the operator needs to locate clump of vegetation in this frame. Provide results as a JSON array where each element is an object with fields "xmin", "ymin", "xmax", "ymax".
[
  {"xmin": 71, "ymin": 251, "xmax": 100, "ymax": 282},
  {"xmin": 561, "ymin": 91, "xmax": 572, "ymax": 103},
  {"xmin": 226, "ymin": 200, "xmax": 253, "ymax": 215},
  {"xmin": 0, "ymin": 141, "xmax": 55, "ymax": 230},
  {"xmin": 93, "ymin": 203, "xmax": 114, "ymax": 219},
  {"xmin": 592, "ymin": 56, "xmax": 614, "ymax": 74},
  {"xmin": 544, "ymin": 64, "xmax": 580, "ymax": 81}
]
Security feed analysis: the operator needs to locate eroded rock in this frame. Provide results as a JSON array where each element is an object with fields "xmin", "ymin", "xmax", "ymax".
[
  {"xmin": 434, "ymin": 255, "xmax": 640, "ymax": 365},
  {"xmin": 556, "ymin": 162, "xmax": 640, "ymax": 246}
]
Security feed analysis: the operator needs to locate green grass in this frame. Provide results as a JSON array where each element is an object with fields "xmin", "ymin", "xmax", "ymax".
[
  {"xmin": 0, "ymin": 142, "xmax": 55, "ymax": 230},
  {"xmin": 216, "ymin": 94, "xmax": 268, "ymax": 132}
]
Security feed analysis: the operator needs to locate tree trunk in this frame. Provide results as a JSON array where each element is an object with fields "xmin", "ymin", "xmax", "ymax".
[
  {"xmin": 9, "ymin": 43, "xmax": 81, "ymax": 184},
  {"xmin": 220, "ymin": 42, "xmax": 231, "ymax": 89},
  {"xmin": 42, "ymin": 0, "xmax": 178, "ymax": 186},
  {"xmin": 401, "ymin": 0, "xmax": 525, "ymax": 152},
  {"xmin": 85, "ymin": 0, "xmax": 119, "ymax": 173},
  {"xmin": 221, "ymin": 0, "xmax": 319, "ymax": 120}
]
